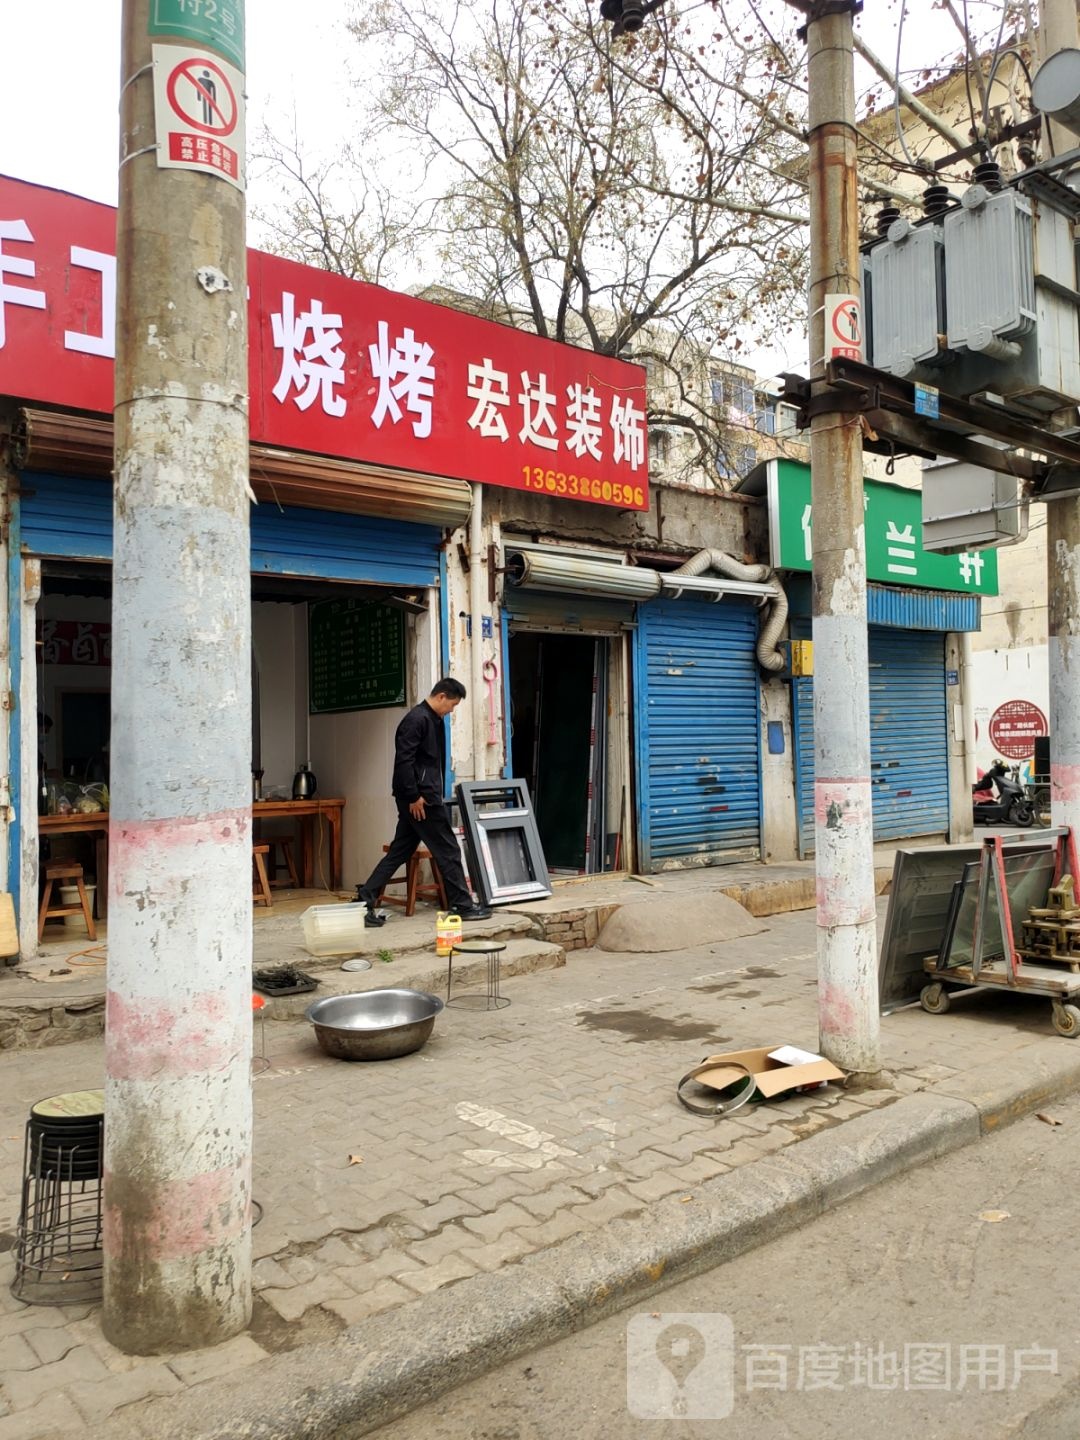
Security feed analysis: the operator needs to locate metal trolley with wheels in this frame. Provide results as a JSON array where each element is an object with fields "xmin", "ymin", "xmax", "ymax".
[{"xmin": 920, "ymin": 827, "xmax": 1080, "ymax": 1038}]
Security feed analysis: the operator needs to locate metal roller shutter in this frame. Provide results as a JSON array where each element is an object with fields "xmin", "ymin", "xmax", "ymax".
[
  {"xmin": 868, "ymin": 628, "xmax": 949, "ymax": 840},
  {"xmin": 17, "ymin": 472, "xmax": 442, "ymax": 586},
  {"xmin": 792, "ymin": 622, "xmax": 949, "ymax": 853},
  {"xmin": 634, "ymin": 597, "xmax": 761, "ymax": 871}
]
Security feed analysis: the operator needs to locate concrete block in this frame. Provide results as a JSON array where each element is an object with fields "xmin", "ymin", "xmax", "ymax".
[
  {"xmin": 932, "ymin": 1049, "xmax": 1080, "ymax": 1134},
  {"xmin": 324, "ymin": 1280, "xmax": 415, "ymax": 1327},
  {"xmin": 0, "ymin": 1334, "xmax": 39, "ymax": 1373},
  {"xmin": 457, "ymin": 1230, "xmax": 535, "ymax": 1272},
  {"xmin": 397, "ymin": 1254, "xmax": 479, "ymax": 1296},
  {"xmin": 460, "ymin": 1204, "xmax": 536, "ymax": 1242},
  {"xmin": 0, "ymin": 1394, "xmax": 84, "ymax": 1440},
  {"xmin": 166, "ymin": 1335, "xmax": 268, "ymax": 1387},
  {"xmin": 1, "ymin": 1346, "xmax": 110, "ymax": 1410},
  {"xmin": 68, "ymin": 1361, "xmax": 182, "ymax": 1423}
]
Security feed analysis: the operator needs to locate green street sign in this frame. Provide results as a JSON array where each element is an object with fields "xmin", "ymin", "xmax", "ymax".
[
  {"xmin": 149, "ymin": 0, "xmax": 245, "ymax": 69},
  {"xmin": 766, "ymin": 458, "xmax": 999, "ymax": 596}
]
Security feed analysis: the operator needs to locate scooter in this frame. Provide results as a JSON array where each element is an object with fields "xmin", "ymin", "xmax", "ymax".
[{"xmin": 973, "ymin": 759, "xmax": 1034, "ymax": 827}]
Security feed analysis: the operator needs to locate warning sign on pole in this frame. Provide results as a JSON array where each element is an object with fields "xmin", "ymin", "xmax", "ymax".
[
  {"xmin": 151, "ymin": 45, "xmax": 246, "ymax": 192},
  {"xmin": 824, "ymin": 293, "xmax": 863, "ymax": 362}
]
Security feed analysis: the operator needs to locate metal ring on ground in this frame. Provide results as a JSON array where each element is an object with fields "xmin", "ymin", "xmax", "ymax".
[{"xmin": 676, "ymin": 1060, "xmax": 756, "ymax": 1117}]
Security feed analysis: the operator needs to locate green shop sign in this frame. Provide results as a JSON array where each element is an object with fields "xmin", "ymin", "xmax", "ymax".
[
  {"xmin": 149, "ymin": 0, "xmax": 245, "ymax": 68},
  {"xmin": 766, "ymin": 459, "xmax": 998, "ymax": 596}
]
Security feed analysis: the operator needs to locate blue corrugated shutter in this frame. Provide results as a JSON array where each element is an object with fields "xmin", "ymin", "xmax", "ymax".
[
  {"xmin": 868, "ymin": 628, "xmax": 949, "ymax": 839},
  {"xmin": 634, "ymin": 598, "xmax": 761, "ymax": 871},
  {"xmin": 792, "ymin": 623, "xmax": 949, "ymax": 853},
  {"xmin": 16, "ymin": 472, "xmax": 441, "ymax": 585},
  {"xmin": 792, "ymin": 660, "xmax": 815, "ymax": 857}
]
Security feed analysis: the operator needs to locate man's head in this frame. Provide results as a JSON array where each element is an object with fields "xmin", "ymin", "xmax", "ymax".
[{"xmin": 428, "ymin": 677, "xmax": 467, "ymax": 717}]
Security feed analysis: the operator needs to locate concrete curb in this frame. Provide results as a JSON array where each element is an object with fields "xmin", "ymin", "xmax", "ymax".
[{"xmin": 104, "ymin": 1055, "xmax": 1079, "ymax": 1440}]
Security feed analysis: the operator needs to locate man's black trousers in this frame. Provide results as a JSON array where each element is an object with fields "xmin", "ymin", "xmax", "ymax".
[{"xmin": 362, "ymin": 799, "xmax": 473, "ymax": 910}]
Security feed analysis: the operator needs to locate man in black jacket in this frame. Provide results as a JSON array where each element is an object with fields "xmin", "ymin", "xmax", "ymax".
[{"xmin": 354, "ymin": 678, "xmax": 491, "ymax": 923}]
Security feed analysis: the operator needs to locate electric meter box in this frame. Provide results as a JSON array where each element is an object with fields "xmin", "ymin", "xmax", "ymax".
[{"xmin": 921, "ymin": 460, "xmax": 1024, "ymax": 554}]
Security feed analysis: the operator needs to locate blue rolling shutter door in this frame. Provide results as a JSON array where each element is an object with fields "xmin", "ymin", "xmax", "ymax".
[
  {"xmin": 17, "ymin": 473, "xmax": 441, "ymax": 585},
  {"xmin": 635, "ymin": 598, "xmax": 761, "ymax": 871},
  {"xmin": 868, "ymin": 628, "xmax": 949, "ymax": 840},
  {"xmin": 792, "ymin": 623, "xmax": 949, "ymax": 853}
]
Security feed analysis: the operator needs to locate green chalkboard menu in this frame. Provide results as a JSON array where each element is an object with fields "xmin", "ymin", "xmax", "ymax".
[{"xmin": 309, "ymin": 598, "xmax": 406, "ymax": 714}]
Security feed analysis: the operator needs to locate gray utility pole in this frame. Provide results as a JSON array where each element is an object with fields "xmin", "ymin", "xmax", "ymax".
[
  {"xmin": 1041, "ymin": 0, "xmax": 1080, "ymax": 835},
  {"xmin": 800, "ymin": 1, "xmax": 882, "ymax": 1079},
  {"xmin": 105, "ymin": 0, "xmax": 253, "ymax": 1352}
]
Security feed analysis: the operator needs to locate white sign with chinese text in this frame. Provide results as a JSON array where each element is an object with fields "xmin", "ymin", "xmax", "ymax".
[
  {"xmin": 824, "ymin": 294, "xmax": 863, "ymax": 362},
  {"xmin": 151, "ymin": 45, "xmax": 245, "ymax": 192}
]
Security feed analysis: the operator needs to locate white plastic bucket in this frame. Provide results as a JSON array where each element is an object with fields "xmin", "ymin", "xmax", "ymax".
[{"xmin": 58, "ymin": 884, "xmax": 96, "ymax": 931}]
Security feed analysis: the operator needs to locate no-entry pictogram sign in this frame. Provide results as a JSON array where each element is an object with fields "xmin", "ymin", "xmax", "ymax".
[
  {"xmin": 166, "ymin": 56, "xmax": 238, "ymax": 136},
  {"xmin": 824, "ymin": 293, "xmax": 863, "ymax": 362},
  {"xmin": 152, "ymin": 44, "xmax": 246, "ymax": 192}
]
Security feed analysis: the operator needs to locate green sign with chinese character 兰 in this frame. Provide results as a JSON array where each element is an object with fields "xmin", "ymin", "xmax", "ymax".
[
  {"xmin": 149, "ymin": 0, "xmax": 245, "ymax": 69},
  {"xmin": 767, "ymin": 459, "xmax": 998, "ymax": 596},
  {"xmin": 309, "ymin": 599, "xmax": 406, "ymax": 715}
]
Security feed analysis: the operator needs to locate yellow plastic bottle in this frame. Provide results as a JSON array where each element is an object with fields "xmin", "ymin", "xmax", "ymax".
[{"xmin": 435, "ymin": 911, "xmax": 462, "ymax": 956}]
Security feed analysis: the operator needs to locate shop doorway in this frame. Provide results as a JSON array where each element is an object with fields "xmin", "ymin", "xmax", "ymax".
[
  {"xmin": 509, "ymin": 632, "xmax": 608, "ymax": 873},
  {"xmin": 58, "ymin": 690, "xmax": 110, "ymax": 783}
]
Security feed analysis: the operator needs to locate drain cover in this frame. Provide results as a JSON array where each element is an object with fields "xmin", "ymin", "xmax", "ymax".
[{"xmin": 253, "ymin": 966, "xmax": 319, "ymax": 997}]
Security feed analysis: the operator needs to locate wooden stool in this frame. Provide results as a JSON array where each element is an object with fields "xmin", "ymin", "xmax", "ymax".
[
  {"xmin": 38, "ymin": 863, "xmax": 96, "ymax": 943},
  {"xmin": 252, "ymin": 845, "xmax": 273, "ymax": 908},
  {"xmin": 377, "ymin": 847, "xmax": 448, "ymax": 917},
  {"xmin": 266, "ymin": 835, "xmax": 299, "ymax": 889}
]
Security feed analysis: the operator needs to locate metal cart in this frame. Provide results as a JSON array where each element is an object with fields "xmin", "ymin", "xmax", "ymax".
[{"xmin": 920, "ymin": 827, "xmax": 1080, "ymax": 1037}]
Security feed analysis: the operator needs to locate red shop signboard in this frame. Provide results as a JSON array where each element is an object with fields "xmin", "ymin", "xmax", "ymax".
[{"xmin": 0, "ymin": 174, "xmax": 648, "ymax": 512}]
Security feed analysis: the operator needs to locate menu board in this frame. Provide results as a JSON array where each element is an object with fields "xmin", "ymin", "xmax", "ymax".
[{"xmin": 309, "ymin": 598, "xmax": 406, "ymax": 714}]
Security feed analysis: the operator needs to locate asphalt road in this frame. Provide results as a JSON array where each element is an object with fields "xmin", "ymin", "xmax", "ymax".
[{"xmin": 368, "ymin": 1092, "xmax": 1080, "ymax": 1440}]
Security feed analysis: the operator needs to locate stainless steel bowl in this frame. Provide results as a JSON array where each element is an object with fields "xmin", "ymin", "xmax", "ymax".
[{"xmin": 304, "ymin": 988, "xmax": 445, "ymax": 1061}]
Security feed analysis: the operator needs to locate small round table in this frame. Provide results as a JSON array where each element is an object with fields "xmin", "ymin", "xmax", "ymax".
[{"xmin": 447, "ymin": 939, "xmax": 510, "ymax": 1010}]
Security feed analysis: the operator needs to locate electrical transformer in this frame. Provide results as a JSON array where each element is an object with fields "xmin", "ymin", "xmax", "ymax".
[{"xmin": 862, "ymin": 171, "xmax": 1080, "ymax": 415}]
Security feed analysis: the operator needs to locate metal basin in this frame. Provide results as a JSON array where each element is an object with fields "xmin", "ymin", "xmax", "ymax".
[{"xmin": 305, "ymin": 988, "xmax": 445, "ymax": 1061}]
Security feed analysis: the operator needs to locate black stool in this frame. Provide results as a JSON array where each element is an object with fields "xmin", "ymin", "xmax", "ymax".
[
  {"xmin": 12, "ymin": 1089, "xmax": 104, "ymax": 1306},
  {"xmin": 447, "ymin": 939, "xmax": 510, "ymax": 1010}
]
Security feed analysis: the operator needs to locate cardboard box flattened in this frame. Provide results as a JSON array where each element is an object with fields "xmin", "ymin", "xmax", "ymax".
[{"xmin": 692, "ymin": 1046, "xmax": 845, "ymax": 1099}]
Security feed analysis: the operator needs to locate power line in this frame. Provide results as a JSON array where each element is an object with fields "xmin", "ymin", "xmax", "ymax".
[{"xmin": 892, "ymin": 2, "xmax": 922, "ymax": 172}]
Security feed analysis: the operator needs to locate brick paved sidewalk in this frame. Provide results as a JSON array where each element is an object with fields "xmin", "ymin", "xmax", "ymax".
[{"xmin": 0, "ymin": 898, "xmax": 1069, "ymax": 1438}]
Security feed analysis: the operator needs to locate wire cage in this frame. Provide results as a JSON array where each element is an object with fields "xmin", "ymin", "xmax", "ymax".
[{"xmin": 11, "ymin": 1091, "xmax": 104, "ymax": 1306}]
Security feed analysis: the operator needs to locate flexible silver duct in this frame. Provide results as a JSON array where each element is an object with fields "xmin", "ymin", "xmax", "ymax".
[{"xmin": 670, "ymin": 550, "xmax": 789, "ymax": 672}]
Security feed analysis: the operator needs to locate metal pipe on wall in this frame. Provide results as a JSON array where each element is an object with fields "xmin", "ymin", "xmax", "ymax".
[
  {"xmin": 959, "ymin": 630, "xmax": 978, "ymax": 791},
  {"xmin": 469, "ymin": 484, "xmax": 486, "ymax": 780}
]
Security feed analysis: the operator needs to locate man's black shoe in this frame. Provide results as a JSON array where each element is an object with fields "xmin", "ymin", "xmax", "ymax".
[{"xmin": 458, "ymin": 905, "xmax": 492, "ymax": 921}]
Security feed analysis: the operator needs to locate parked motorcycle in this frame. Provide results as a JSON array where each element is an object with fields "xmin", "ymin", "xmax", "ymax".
[{"xmin": 973, "ymin": 759, "xmax": 1034, "ymax": 827}]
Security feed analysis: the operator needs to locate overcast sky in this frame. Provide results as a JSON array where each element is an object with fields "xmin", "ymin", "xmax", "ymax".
[
  {"xmin": 2, "ymin": 2, "xmax": 978, "ymax": 214},
  {"xmin": 0, "ymin": 1, "xmax": 998, "ymax": 376}
]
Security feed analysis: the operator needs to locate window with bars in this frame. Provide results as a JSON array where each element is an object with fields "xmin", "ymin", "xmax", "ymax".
[{"xmin": 716, "ymin": 442, "xmax": 758, "ymax": 480}]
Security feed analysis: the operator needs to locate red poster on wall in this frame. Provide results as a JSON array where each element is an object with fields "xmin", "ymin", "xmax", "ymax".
[
  {"xmin": 989, "ymin": 699, "xmax": 1047, "ymax": 760},
  {"xmin": 0, "ymin": 174, "xmax": 648, "ymax": 512}
]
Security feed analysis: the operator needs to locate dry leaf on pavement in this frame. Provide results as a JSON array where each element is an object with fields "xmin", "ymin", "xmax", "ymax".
[
  {"xmin": 1036, "ymin": 1113, "xmax": 1063, "ymax": 1127},
  {"xmin": 977, "ymin": 1210, "xmax": 1010, "ymax": 1223},
  {"xmin": 347, "ymin": 1153, "xmax": 364, "ymax": 1166}
]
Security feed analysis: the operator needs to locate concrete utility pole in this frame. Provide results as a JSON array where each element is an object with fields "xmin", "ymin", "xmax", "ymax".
[
  {"xmin": 105, "ymin": 0, "xmax": 253, "ymax": 1352},
  {"xmin": 1041, "ymin": 0, "xmax": 1080, "ymax": 835},
  {"xmin": 801, "ymin": 2, "xmax": 881, "ymax": 1078}
]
